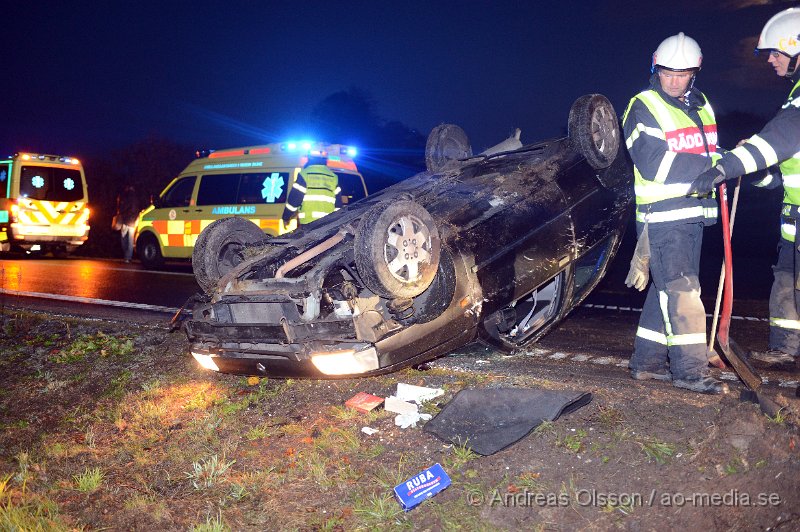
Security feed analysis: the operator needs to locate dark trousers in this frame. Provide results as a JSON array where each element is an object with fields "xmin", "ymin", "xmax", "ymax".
[
  {"xmin": 630, "ymin": 222, "xmax": 708, "ymax": 380},
  {"xmin": 768, "ymin": 237, "xmax": 800, "ymax": 355}
]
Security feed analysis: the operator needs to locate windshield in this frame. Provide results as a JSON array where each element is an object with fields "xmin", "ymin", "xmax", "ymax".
[{"xmin": 20, "ymin": 165, "xmax": 84, "ymax": 202}]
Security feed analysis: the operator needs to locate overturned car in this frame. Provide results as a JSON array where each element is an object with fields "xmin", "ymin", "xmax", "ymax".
[{"xmin": 185, "ymin": 94, "xmax": 633, "ymax": 378}]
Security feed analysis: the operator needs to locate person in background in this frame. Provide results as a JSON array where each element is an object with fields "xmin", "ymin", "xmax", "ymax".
[
  {"xmin": 116, "ymin": 185, "xmax": 139, "ymax": 263},
  {"xmin": 282, "ymin": 156, "xmax": 340, "ymax": 227},
  {"xmin": 689, "ymin": 7, "xmax": 800, "ymax": 369},
  {"xmin": 622, "ymin": 32, "xmax": 728, "ymax": 394}
]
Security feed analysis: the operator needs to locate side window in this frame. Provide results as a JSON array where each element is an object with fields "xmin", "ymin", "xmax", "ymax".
[
  {"xmin": 571, "ymin": 236, "xmax": 613, "ymax": 304},
  {"xmin": 196, "ymin": 174, "xmax": 239, "ymax": 206},
  {"xmin": 0, "ymin": 163, "xmax": 9, "ymax": 199},
  {"xmin": 161, "ymin": 176, "xmax": 196, "ymax": 208},
  {"xmin": 335, "ymin": 172, "xmax": 367, "ymax": 205},
  {"xmin": 237, "ymin": 172, "xmax": 289, "ymax": 204}
]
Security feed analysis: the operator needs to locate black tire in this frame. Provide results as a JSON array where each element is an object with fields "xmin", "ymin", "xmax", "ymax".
[
  {"xmin": 199, "ymin": 217, "xmax": 265, "ymax": 293},
  {"xmin": 425, "ymin": 124, "xmax": 472, "ymax": 173},
  {"xmin": 137, "ymin": 232, "xmax": 164, "ymax": 269},
  {"xmin": 355, "ymin": 200, "xmax": 441, "ymax": 299},
  {"xmin": 192, "ymin": 218, "xmax": 227, "ymax": 294},
  {"xmin": 568, "ymin": 94, "xmax": 619, "ymax": 170},
  {"xmin": 409, "ymin": 247, "xmax": 456, "ymax": 324}
]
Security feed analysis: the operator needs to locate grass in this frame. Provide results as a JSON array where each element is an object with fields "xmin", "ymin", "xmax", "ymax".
[
  {"xmin": 445, "ymin": 440, "xmax": 478, "ymax": 470},
  {"xmin": 2, "ymin": 309, "xmax": 796, "ymax": 530},
  {"xmin": 192, "ymin": 511, "xmax": 229, "ymax": 532},
  {"xmin": 533, "ymin": 420, "xmax": 556, "ymax": 436},
  {"xmin": 51, "ymin": 331, "xmax": 134, "ymax": 363},
  {"xmin": 559, "ymin": 429, "xmax": 587, "ymax": 453},
  {"xmin": 352, "ymin": 492, "xmax": 408, "ymax": 529},
  {"xmin": 765, "ymin": 407, "xmax": 788, "ymax": 426},
  {"xmin": 186, "ymin": 455, "xmax": 236, "ymax": 490},
  {"xmin": 73, "ymin": 467, "xmax": 104, "ymax": 492},
  {"xmin": 637, "ymin": 438, "xmax": 676, "ymax": 465}
]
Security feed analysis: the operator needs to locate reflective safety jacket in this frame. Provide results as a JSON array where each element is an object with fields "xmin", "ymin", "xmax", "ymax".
[
  {"xmin": 717, "ymin": 76, "xmax": 800, "ymax": 242},
  {"xmin": 282, "ymin": 164, "xmax": 341, "ymax": 225},
  {"xmin": 622, "ymin": 76, "xmax": 720, "ymax": 226}
]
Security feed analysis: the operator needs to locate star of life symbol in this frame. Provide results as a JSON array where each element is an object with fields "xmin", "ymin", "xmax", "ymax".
[
  {"xmin": 63, "ymin": 178, "xmax": 75, "ymax": 190},
  {"xmin": 32, "ymin": 175, "xmax": 45, "ymax": 188},
  {"xmin": 262, "ymin": 173, "xmax": 285, "ymax": 203},
  {"xmin": 0, "ymin": 169, "xmax": 6, "ymax": 182}
]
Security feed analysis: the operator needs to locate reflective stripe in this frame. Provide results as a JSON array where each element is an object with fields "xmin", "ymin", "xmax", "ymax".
[
  {"xmin": 304, "ymin": 194, "xmax": 336, "ymax": 204},
  {"xmin": 782, "ymin": 223, "xmax": 796, "ymax": 237},
  {"xmin": 298, "ymin": 212, "xmax": 306, "ymax": 218},
  {"xmin": 292, "ymin": 183, "xmax": 307, "ymax": 193},
  {"xmin": 668, "ymin": 332, "xmax": 707, "ymax": 346},
  {"xmin": 658, "ymin": 291, "xmax": 673, "ymax": 337},
  {"xmin": 636, "ymin": 326, "xmax": 668, "ymax": 345},
  {"xmin": 654, "ymin": 151, "xmax": 676, "ymax": 183},
  {"xmin": 636, "ymin": 206, "xmax": 705, "ymax": 223},
  {"xmin": 334, "ymin": 186, "xmax": 341, "ymax": 195},
  {"xmin": 626, "ymin": 122, "xmax": 666, "ymax": 148},
  {"xmin": 782, "ymin": 174, "xmax": 800, "ymax": 187},
  {"xmin": 749, "ymin": 135, "xmax": 779, "ymax": 167},
  {"xmin": 311, "ymin": 211, "xmax": 329, "ymax": 219},
  {"xmin": 704, "ymin": 207, "xmax": 718, "ymax": 219},
  {"xmin": 639, "ymin": 91, "xmax": 677, "ymax": 130},
  {"xmin": 284, "ymin": 203, "xmax": 298, "ymax": 212},
  {"xmin": 771, "ymin": 317, "xmax": 800, "ymax": 330},
  {"xmin": 782, "ymin": 96, "xmax": 800, "ymax": 108},
  {"xmin": 731, "ymin": 145, "xmax": 758, "ymax": 174},
  {"xmin": 634, "ymin": 181, "xmax": 692, "ymax": 201},
  {"xmin": 754, "ymin": 173, "xmax": 775, "ymax": 187}
]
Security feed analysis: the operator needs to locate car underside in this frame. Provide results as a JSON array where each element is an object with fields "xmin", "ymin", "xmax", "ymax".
[{"xmin": 184, "ymin": 94, "xmax": 634, "ymax": 378}]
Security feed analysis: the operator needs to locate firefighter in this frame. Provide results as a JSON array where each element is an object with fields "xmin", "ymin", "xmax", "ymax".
[
  {"xmin": 689, "ymin": 7, "xmax": 800, "ymax": 368},
  {"xmin": 282, "ymin": 156, "xmax": 341, "ymax": 226},
  {"xmin": 623, "ymin": 32, "xmax": 728, "ymax": 394}
]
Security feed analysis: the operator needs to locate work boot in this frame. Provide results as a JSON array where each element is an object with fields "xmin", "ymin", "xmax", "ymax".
[
  {"xmin": 672, "ymin": 375, "xmax": 729, "ymax": 395},
  {"xmin": 751, "ymin": 350, "xmax": 795, "ymax": 366},
  {"xmin": 631, "ymin": 369, "xmax": 672, "ymax": 382}
]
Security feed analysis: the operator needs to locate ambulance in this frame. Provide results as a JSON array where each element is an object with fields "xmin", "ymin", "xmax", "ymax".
[
  {"xmin": 135, "ymin": 141, "xmax": 367, "ymax": 268},
  {"xmin": 0, "ymin": 152, "xmax": 90, "ymax": 256}
]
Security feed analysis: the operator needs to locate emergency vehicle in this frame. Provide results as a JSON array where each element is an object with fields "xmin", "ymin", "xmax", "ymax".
[
  {"xmin": 0, "ymin": 152, "xmax": 90, "ymax": 256},
  {"xmin": 135, "ymin": 141, "xmax": 367, "ymax": 268}
]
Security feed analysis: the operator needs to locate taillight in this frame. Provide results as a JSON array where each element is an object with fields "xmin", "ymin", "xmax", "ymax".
[{"xmin": 9, "ymin": 203, "xmax": 18, "ymax": 222}]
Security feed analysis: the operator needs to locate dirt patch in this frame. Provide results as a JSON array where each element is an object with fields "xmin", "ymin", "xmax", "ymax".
[{"xmin": 0, "ymin": 310, "xmax": 798, "ymax": 530}]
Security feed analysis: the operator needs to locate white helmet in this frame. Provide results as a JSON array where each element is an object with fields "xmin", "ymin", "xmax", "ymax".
[
  {"xmin": 651, "ymin": 32, "xmax": 702, "ymax": 72},
  {"xmin": 757, "ymin": 7, "xmax": 800, "ymax": 57}
]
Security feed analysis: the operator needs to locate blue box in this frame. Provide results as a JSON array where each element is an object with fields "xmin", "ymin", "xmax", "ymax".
[{"xmin": 393, "ymin": 463, "xmax": 451, "ymax": 511}]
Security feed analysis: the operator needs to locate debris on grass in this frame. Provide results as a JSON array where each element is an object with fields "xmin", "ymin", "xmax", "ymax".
[
  {"xmin": 393, "ymin": 463, "xmax": 451, "ymax": 511},
  {"xmin": 345, "ymin": 392, "xmax": 385, "ymax": 413}
]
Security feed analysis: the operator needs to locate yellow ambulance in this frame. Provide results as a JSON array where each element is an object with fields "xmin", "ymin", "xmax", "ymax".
[
  {"xmin": 135, "ymin": 141, "xmax": 367, "ymax": 268},
  {"xmin": 0, "ymin": 152, "xmax": 90, "ymax": 256}
]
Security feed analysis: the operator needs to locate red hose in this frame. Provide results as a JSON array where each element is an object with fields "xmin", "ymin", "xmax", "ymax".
[{"xmin": 718, "ymin": 183, "xmax": 733, "ymax": 346}]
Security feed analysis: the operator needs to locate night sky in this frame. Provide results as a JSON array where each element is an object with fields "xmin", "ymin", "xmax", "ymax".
[{"xmin": 2, "ymin": 0, "xmax": 794, "ymax": 161}]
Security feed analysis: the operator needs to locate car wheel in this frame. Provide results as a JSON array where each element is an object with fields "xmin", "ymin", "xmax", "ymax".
[
  {"xmin": 355, "ymin": 200, "xmax": 441, "ymax": 299},
  {"xmin": 137, "ymin": 232, "xmax": 164, "ymax": 269},
  {"xmin": 568, "ymin": 94, "xmax": 619, "ymax": 170},
  {"xmin": 199, "ymin": 217, "xmax": 265, "ymax": 293},
  {"xmin": 407, "ymin": 248, "xmax": 456, "ymax": 325},
  {"xmin": 192, "ymin": 218, "xmax": 227, "ymax": 294},
  {"xmin": 425, "ymin": 124, "xmax": 472, "ymax": 173}
]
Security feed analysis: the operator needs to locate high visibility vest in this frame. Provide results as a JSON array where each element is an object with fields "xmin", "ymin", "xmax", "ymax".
[
  {"xmin": 625, "ymin": 90, "xmax": 719, "ymax": 223},
  {"xmin": 779, "ymin": 79, "xmax": 800, "ymax": 242},
  {"xmin": 297, "ymin": 165, "xmax": 339, "ymax": 224}
]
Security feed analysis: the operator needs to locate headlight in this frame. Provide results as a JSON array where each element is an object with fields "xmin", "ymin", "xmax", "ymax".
[
  {"xmin": 191, "ymin": 352, "xmax": 220, "ymax": 371},
  {"xmin": 311, "ymin": 347, "xmax": 379, "ymax": 375}
]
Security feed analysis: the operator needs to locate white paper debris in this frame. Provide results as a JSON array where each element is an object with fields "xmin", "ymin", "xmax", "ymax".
[
  {"xmin": 361, "ymin": 427, "xmax": 379, "ymax": 436},
  {"xmin": 384, "ymin": 396, "xmax": 419, "ymax": 415},
  {"xmin": 395, "ymin": 412, "xmax": 432, "ymax": 429},
  {"xmin": 394, "ymin": 383, "xmax": 444, "ymax": 404}
]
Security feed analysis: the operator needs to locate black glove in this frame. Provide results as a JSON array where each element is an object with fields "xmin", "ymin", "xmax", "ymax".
[{"xmin": 687, "ymin": 166, "xmax": 726, "ymax": 196}]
